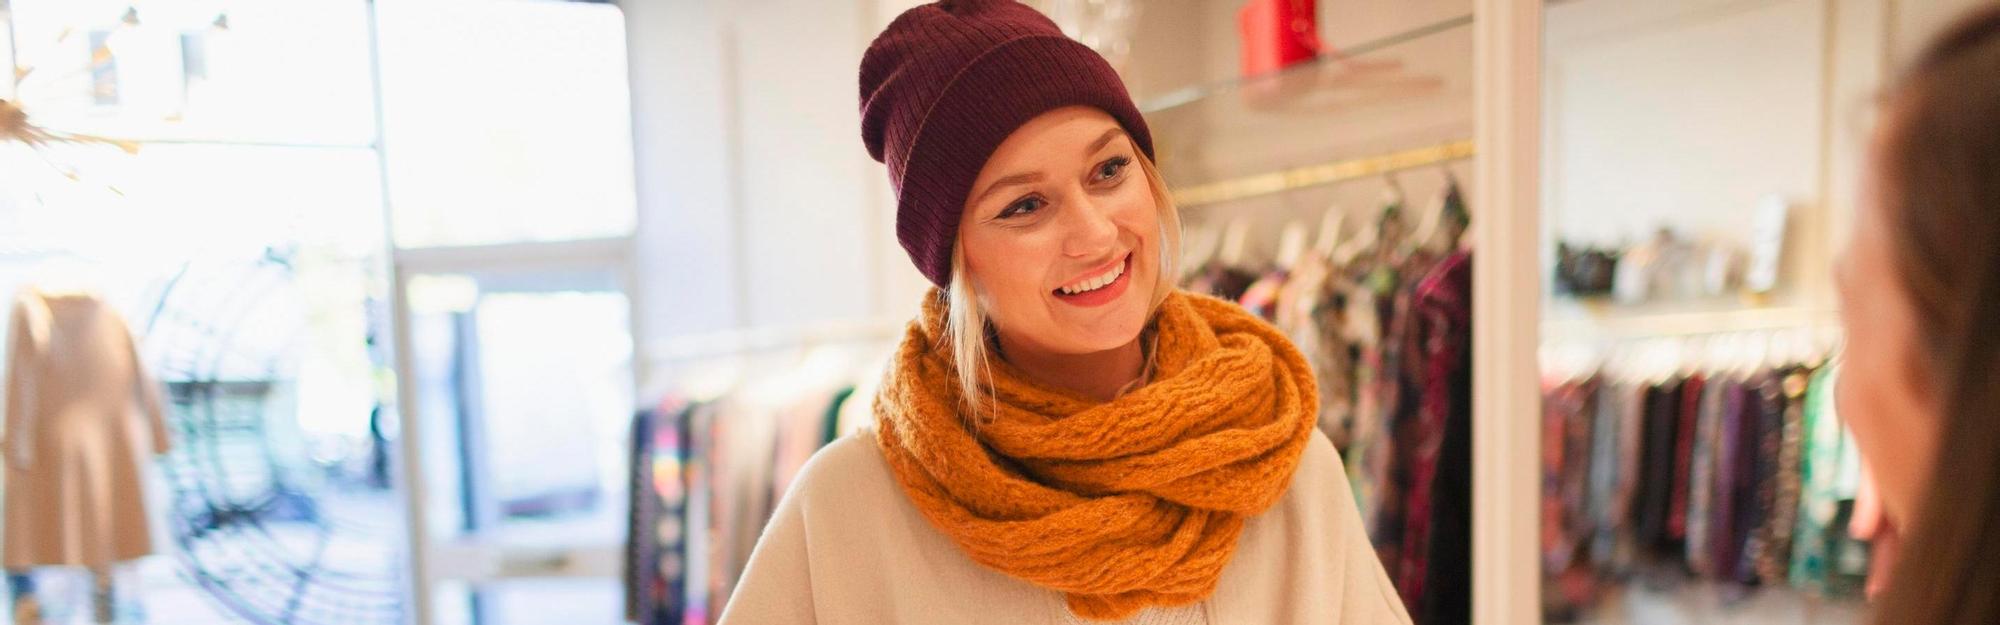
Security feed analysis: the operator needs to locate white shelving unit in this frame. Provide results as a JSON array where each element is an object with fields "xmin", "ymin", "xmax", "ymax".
[{"xmin": 1491, "ymin": 1, "xmax": 1986, "ymax": 624}]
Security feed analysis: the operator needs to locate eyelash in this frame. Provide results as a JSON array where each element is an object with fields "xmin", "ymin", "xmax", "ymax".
[
  {"xmin": 996, "ymin": 156, "xmax": 1134, "ymax": 220},
  {"xmin": 1094, "ymin": 156, "xmax": 1133, "ymax": 182}
]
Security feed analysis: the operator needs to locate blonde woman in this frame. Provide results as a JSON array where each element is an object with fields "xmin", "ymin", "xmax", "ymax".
[{"xmin": 719, "ymin": 1, "xmax": 1409, "ymax": 623}]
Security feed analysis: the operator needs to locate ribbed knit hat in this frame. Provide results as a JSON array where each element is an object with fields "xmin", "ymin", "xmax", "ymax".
[{"xmin": 860, "ymin": 0, "xmax": 1155, "ymax": 287}]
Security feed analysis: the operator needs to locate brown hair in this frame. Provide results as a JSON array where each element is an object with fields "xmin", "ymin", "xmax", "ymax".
[{"xmin": 1872, "ymin": 4, "xmax": 2000, "ymax": 624}]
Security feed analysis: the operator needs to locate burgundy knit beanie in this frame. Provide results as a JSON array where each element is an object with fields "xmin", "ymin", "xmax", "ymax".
[{"xmin": 860, "ymin": 0, "xmax": 1156, "ymax": 287}]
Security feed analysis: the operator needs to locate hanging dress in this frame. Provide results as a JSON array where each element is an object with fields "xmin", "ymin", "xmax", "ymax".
[{"xmin": 4, "ymin": 289, "xmax": 172, "ymax": 569}]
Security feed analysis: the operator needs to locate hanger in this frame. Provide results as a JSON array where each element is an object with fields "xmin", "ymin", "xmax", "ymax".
[
  {"xmin": 1313, "ymin": 205, "xmax": 1346, "ymax": 262},
  {"xmin": 1333, "ymin": 181, "xmax": 1409, "ymax": 267},
  {"xmin": 1379, "ymin": 174, "xmax": 1408, "ymax": 226},
  {"xmin": 1744, "ymin": 330, "xmax": 1771, "ymax": 376},
  {"xmin": 1412, "ymin": 175, "xmax": 1446, "ymax": 253},
  {"xmin": 1178, "ymin": 220, "xmax": 1221, "ymax": 278},
  {"xmin": 1376, "ymin": 175, "xmax": 1412, "ymax": 262},
  {"xmin": 1423, "ymin": 168, "xmax": 1470, "ymax": 253},
  {"xmin": 1333, "ymin": 217, "xmax": 1377, "ymax": 266},
  {"xmin": 1640, "ymin": 337, "xmax": 1669, "ymax": 384},
  {"xmin": 1218, "ymin": 217, "xmax": 1253, "ymax": 268},
  {"xmin": 1274, "ymin": 219, "xmax": 1311, "ymax": 271},
  {"xmin": 1674, "ymin": 334, "xmax": 1701, "ymax": 377}
]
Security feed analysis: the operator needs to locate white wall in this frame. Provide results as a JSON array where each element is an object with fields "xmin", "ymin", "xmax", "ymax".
[
  {"xmin": 1542, "ymin": 0, "xmax": 1998, "ymax": 323},
  {"xmin": 1894, "ymin": 0, "xmax": 1992, "ymax": 62},
  {"xmin": 624, "ymin": 0, "xmax": 928, "ymax": 370},
  {"xmin": 725, "ymin": 0, "xmax": 881, "ymax": 330},
  {"xmin": 1544, "ymin": 0, "xmax": 1840, "ymax": 315},
  {"xmin": 622, "ymin": 0, "xmax": 1495, "ymax": 366},
  {"xmin": 624, "ymin": 0, "xmax": 744, "ymax": 341}
]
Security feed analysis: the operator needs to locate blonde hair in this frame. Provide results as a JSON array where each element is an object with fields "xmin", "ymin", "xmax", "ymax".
[{"xmin": 944, "ymin": 150, "xmax": 1182, "ymax": 423}]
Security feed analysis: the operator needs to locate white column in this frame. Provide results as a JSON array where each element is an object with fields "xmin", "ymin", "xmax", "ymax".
[{"xmin": 1471, "ymin": 0, "xmax": 1542, "ymax": 624}]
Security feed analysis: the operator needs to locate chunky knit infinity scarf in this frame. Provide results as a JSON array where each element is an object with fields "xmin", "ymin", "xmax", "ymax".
[{"xmin": 874, "ymin": 289, "xmax": 1318, "ymax": 621}]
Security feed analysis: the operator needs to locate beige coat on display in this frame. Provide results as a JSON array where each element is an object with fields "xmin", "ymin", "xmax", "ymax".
[{"xmin": 3, "ymin": 288, "xmax": 172, "ymax": 569}]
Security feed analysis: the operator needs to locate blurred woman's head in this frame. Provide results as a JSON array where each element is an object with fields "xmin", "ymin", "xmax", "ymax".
[{"xmin": 1835, "ymin": 4, "xmax": 2000, "ymax": 622}]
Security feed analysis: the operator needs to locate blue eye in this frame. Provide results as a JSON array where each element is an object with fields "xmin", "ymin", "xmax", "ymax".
[
  {"xmin": 1095, "ymin": 156, "xmax": 1132, "ymax": 181},
  {"xmin": 999, "ymin": 196, "xmax": 1045, "ymax": 219}
]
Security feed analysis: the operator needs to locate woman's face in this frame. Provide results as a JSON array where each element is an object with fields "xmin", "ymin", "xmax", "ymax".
[
  {"xmin": 1835, "ymin": 111, "xmax": 1942, "ymax": 542},
  {"xmin": 958, "ymin": 105, "xmax": 1160, "ymax": 357}
]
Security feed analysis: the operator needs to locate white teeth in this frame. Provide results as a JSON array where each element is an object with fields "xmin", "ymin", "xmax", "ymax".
[{"xmin": 1058, "ymin": 259, "xmax": 1125, "ymax": 295}]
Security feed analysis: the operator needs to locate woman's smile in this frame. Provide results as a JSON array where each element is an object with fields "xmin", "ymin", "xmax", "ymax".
[{"xmin": 1051, "ymin": 252, "xmax": 1133, "ymax": 307}]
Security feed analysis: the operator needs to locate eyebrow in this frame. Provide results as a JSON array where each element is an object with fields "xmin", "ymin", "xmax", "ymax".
[{"xmin": 971, "ymin": 127, "xmax": 1129, "ymax": 206}]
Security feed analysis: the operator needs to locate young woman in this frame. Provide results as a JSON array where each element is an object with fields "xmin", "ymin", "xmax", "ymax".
[
  {"xmin": 717, "ymin": 1, "xmax": 1407, "ymax": 623},
  {"xmin": 1835, "ymin": 4, "xmax": 2000, "ymax": 624}
]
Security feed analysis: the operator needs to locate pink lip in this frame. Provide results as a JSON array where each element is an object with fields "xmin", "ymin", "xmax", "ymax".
[
  {"xmin": 1057, "ymin": 253, "xmax": 1128, "ymax": 290},
  {"xmin": 1051, "ymin": 253, "xmax": 1133, "ymax": 308}
]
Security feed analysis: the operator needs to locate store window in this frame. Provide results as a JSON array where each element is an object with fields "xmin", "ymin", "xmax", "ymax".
[
  {"xmin": 4, "ymin": 0, "xmax": 376, "ymax": 147},
  {"xmin": 2, "ymin": 1, "xmax": 405, "ymax": 623},
  {"xmin": 373, "ymin": 1, "xmax": 637, "ymax": 249},
  {"xmin": 5, "ymin": 0, "xmax": 640, "ymax": 622}
]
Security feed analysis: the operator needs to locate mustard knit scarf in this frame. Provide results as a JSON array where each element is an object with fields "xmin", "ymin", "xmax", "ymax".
[{"xmin": 874, "ymin": 289, "xmax": 1318, "ymax": 621}]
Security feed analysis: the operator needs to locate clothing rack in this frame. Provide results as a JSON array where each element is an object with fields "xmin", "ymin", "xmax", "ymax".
[
  {"xmin": 1182, "ymin": 191, "xmax": 1475, "ymax": 623},
  {"xmin": 626, "ymin": 373, "xmax": 868, "ymax": 625},
  {"xmin": 1538, "ymin": 354, "xmax": 1871, "ymax": 624},
  {"xmin": 645, "ymin": 318, "xmax": 905, "ymax": 365},
  {"xmin": 639, "ymin": 319, "xmax": 902, "ymax": 428},
  {"xmin": 1541, "ymin": 309, "xmax": 1843, "ymax": 386},
  {"xmin": 1543, "ymin": 308, "xmax": 1841, "ymax": 341}
]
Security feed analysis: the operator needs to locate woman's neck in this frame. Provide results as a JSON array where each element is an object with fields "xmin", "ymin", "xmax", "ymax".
[{"xmin": 995, "ymin": 332, "xmax": 1145, "ymax": 403}]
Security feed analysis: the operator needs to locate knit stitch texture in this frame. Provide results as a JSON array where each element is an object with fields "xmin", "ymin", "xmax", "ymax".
[
  {"xmin": 859, "ymin": 0, "xmax": 1154, "ymax": 287},
  {"xmin": 873, "ymin": 289, "xmax": 1317, "ymax": 621}
]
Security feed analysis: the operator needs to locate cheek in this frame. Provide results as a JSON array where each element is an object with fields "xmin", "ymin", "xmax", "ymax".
[
  {"xmin": 1116, "ymin": 181, "xmax": 1159, "ymax": 231},
  {"xmin": 1838, "ymin": 365, "xmax": 1924, "ymax": 524},
  {"xmin": 962, "ymin": 230, "xmax": 1057, "ymax": 324},
  {"xmin": 1109, "ymin": 185, "xmax": 1161, "ymax": 266},
  {"xmin": 1836, "ymin": 348, "xmax": 1895, "ymax": 456},
  {"xmin": 1836, "ymin": 297, "xmax": 1937, "ymax": 523}
]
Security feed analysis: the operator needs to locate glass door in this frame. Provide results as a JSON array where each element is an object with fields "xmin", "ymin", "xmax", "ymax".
[
  {"xmin": 399, "ymin": 267, "xmax": 635, "ymax": 625},
  {"xmin": 370, "ymin": 1, "xmax": 640, "ymax": 623}
]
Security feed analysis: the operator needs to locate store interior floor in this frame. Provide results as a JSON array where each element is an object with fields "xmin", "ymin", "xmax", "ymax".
[{"xmin": 0, "ymin": 561, "xmax": 623, "ymax": 625}]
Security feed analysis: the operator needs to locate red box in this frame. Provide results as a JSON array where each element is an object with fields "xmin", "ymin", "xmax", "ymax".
[{"xmin": 1238, "ymin": 0, "xmax": 1322, "ymax": 77}]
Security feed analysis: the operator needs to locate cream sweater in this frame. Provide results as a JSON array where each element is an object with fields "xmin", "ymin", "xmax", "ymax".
[{"xmin": 717, "ymin": 426, "xmax": 1412, "ymax": 624}]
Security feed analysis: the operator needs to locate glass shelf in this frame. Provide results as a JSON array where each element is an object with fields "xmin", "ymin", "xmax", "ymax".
[
  {"xmin": 1138, "ymin": 14, "xmax": 1473, "ymax": 115},
  {"xmin": 1144, "ymin": 13, "xmax": 1475, "ymax": 209}
]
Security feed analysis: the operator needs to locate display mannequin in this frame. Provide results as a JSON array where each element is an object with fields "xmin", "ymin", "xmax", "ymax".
[{"xmin": 4, "ymin": 281, "xmax": 171, "ymax": 624}]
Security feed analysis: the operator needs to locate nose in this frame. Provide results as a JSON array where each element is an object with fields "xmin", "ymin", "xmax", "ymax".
[{"xmin": 1059, "ymin": 190, "xmax": 1120, "ymax": 259}]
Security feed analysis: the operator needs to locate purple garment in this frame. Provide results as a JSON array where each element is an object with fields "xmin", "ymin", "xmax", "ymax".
[
  {"xmin": 1741, "ymin": 371, "xmax": 1790, "ymax": 584},
  {"xmin": 1408, "ymin": 251, "xmax": 1470, "ymax": 625},
  {"xmin": 1712, "ymin": 379, "xmax": 1754, "ymax": 580},
  {"xmin": 1686, "ymin": 375, "xmax": 1732, "ymax": 576}
]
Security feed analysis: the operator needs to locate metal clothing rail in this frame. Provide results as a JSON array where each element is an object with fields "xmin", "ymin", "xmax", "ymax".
[
  {"xmin": 1541, "ymin": 306, "xmax": 1841, "ymax": 341},
  {"xmin": 644, "ymin": 317, "xmax": 907, "ymax": 364},
  {"xmin": 1168, "ymin": 139, "xmax": 1476, "ymax": 208}
]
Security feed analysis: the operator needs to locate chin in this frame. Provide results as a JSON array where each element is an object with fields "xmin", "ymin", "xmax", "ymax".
[
  {"xmin": 1066, "ymin": 318, "xmax": 1147, "ymax": 353},
  {"xmin": 1051, "ymin": 287, "xmax": 1154, "ymax": 354}
]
